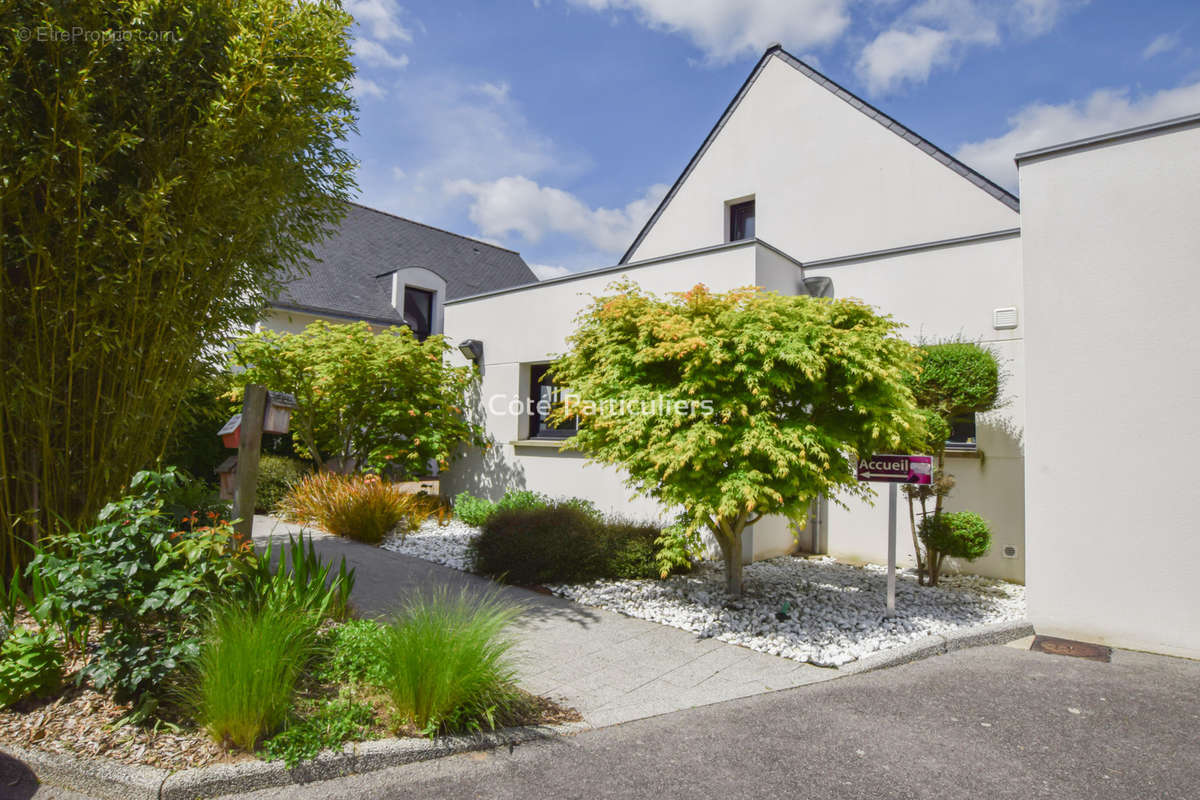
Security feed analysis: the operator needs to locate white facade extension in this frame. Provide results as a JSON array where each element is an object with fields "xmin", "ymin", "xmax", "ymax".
[
  {"xmin": 1019, "ymin": 114, "xmax": 1200, "ymax": 660},
  {"xmin": 438, "ymin": 47, "xmax": 1029, "ymax": 584}
]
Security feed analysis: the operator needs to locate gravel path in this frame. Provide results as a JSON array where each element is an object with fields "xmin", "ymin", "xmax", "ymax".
[{"xmin": 383, "ymin": 520, "xmax": 1026, "ymax": 667}]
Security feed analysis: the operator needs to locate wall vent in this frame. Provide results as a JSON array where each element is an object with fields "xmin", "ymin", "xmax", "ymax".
[
  {"xmin": 1002, "ymin": 545, "xmax": 1019, "ymax": 559},
  {"xmin": 993, "ymin": 307, "xmax": 1018, "ymax": 330}
]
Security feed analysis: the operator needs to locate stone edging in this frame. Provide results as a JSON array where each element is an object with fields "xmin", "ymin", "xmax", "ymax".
[
  {"xmin": 1, "ymin": 720, "xmax": 593, "ymax": 800},
  {"xmin": 838, "ymin": 618, "xmax": 1035, "ymax": 675}
]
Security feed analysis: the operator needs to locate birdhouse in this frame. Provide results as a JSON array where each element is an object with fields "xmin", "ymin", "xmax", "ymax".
[
  {"xmin": 218, "ymin": 414, "xmax": 242, "ymax": 449},
  {"xmin": 263, "ymin": 391, "xmax": 298, "ymax": 435},
  {"xmin": 397, "ymin": 478, "xmax": 440, "ymax": 496},
  {"xmin": 216, "ymin": 456, "xmax": 238, "ymax": 501}
]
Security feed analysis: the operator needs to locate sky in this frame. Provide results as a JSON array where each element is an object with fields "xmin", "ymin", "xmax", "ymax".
[{"xmin": 343, "ymin": 0, "xmax": 1200, "ymax": 278}]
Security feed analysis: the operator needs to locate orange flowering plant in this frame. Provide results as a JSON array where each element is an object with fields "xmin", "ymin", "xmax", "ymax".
[{"xmin": 26, "ymin": 470, "xmax": 258, "ymax": 702}]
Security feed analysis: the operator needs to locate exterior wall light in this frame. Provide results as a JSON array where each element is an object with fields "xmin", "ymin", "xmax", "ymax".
[{"xmin": 458, "ymin": 339, "xmax": 483, "ymax": 362}]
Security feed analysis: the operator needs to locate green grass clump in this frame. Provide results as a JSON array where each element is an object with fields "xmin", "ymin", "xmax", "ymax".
[
  {"xmin": 377, "ymin": 590, "xmax": 520, "ymax": 735},
  {"xmin": 187, "ymin": 602, "xmax": 319, "ymax": 751}
]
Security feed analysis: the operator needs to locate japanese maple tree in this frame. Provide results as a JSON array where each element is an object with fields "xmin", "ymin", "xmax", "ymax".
[{"xmin": 550, "ymin": 283, "xmax": 926, "ymax": 595}]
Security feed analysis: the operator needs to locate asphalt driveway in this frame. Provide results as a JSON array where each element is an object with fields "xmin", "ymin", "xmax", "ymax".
[{"xmin": 225, "ymin": 642, "xmax": 1200, "ymax": 800}]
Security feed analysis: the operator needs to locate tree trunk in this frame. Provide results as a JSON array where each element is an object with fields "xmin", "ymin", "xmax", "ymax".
[
  {"xmin": 713, "ymin": 513, "xmax": 748, "ymax": 596},
  {"xmin": 725, "ymin": 549, "xmax": 744, "ymax": 596},
  {"xmin": 906, "ymin": 493, "xmax": 924, "ymax": 580},
  {"xmin": 928, "ymin": 552, "xmax": 944, "ymax": 586}
]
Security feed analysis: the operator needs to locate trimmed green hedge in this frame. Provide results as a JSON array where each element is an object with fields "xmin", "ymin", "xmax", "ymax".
[{"xmin": 470, "ymin": 503, "xmax": 681, "ymax": 584}]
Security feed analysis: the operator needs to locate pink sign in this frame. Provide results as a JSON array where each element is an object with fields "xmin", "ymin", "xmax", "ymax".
[{"xmin": 856, "ymin": 454, "xmax": 933, "ymax": 485}]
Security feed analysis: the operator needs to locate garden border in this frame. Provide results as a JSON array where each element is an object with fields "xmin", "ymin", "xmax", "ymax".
[
  {"xmin": 1, "ymin": 720, "xmax": 592, "ymax": 800},
  {"xmin": 1, "ymin": 619, "xmax": 1033, "ymax": 799}
]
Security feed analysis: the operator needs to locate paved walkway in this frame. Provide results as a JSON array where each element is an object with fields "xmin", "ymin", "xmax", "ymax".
[{"xmin": 252, "ymin": 516, "xmax": 834, "ymax": 727}]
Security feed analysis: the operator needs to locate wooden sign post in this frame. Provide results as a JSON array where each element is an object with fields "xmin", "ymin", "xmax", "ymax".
[{"xmin": 232, "ymin": 384, "xmax": 267, "ymax": 545}]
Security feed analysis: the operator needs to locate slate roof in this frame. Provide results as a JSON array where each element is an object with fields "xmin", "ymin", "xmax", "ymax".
[{"xmin": 272, "ymin": 202, "xmax": 537, "ymax": 322}]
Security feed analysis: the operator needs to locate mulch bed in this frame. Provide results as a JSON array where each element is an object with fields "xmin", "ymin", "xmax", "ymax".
[
  {"xmin": 0, "ymin": 611, "xmax": 581, "ymax": 772},
  {"xmin": 0, "ymin": 681, "xmax": 580, "ymax": 772}
]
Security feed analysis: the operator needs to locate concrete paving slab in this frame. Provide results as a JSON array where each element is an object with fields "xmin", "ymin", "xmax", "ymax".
[{"xmin": 253, "ymin": 516, "xmax": 836, "ymax": 729}]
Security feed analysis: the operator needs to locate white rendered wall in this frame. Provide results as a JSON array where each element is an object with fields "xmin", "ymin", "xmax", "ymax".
[
  {"xmin": 800, "ymin": 234, "xmax": 1026, "ymax": 583},
  {"xmin": 1020, "ymin": 122, "xmax": 1200, "ymax": 658},
  {"xmin": 440, "ymin": 242, "xmax": 763, "ymax": 517},
  {"xmin": 627, "ymin": 55, "xmax": 1018, "ymax": 265}
]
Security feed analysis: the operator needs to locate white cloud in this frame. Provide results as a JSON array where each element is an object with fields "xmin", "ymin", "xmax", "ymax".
[
  {"xmin": 351, "ymin": 76, "xmax": 387, "ymax": 99},
  {"xmin": 346, "ymin": 0, "xmax": 412, "ymax": 41},
  {"xmin": 1011, "ymin": 0, "xmax": 1076, "ymax": 36},
  {"xmin": 956, "ymin": 81, "xmax": 1200, "ymax": 190},
  {"xmin": 1143, "ymin": 32, "xmax": 1181, "ymax": 60},
  {"xmin": 531, "ymin": 264, "xmax": 574, "ymax": 280},
  {"xmin": 355, "ymin": 37, "xmax": 410, "ymax": 69},
  {"xmin": 476, "ymin": 81, "xmax": 511, "ymax": 102},
  {"xmin": 354, "ymin": 76, "xmax": 587, "ymax": 228},
  {"xmin": 446, "ymin": 177, "xmax": 668, "ymax": 254},
  {"xmin": 857, "ymin": 26, "xmax": 953, "ymax": 95},
  {"xmin": 856, "ymin": 0, "xmax": 1081, "ymax": 95},
  {"xmin": 568, "ymin": 0, "xmax": 851, "ymax": 64}
]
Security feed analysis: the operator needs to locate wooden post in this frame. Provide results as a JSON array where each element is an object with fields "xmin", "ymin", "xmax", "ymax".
[{"xmin": 233, "ymin": 384, "xmax": 267, "ymax": 545}]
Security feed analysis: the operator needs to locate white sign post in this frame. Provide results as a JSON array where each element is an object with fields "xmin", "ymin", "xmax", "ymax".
[{"xmin": 856, "ymin": 454, "xmax": 933, "ymax": 617}]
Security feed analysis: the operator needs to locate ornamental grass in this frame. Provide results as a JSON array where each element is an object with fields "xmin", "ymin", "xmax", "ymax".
[
  {"xmin": 187, "ymin": 600, "xmax": 320, "ymax": 751},
  {"xmin": 278, "ymin": 473, "xmax": 436, "ymax": 545},
  {"xmin": 377, "ymin": 589, "xmax": 521, "ymax": 735}
]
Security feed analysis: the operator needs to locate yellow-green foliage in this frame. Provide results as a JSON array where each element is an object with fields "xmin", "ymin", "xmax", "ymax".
[
  {"xmin": 549, "ymin": 283, "xmax": 927, "ymax": 593},
  {"xmin": 279, "ymin": 474, "xmax": 435, "ymax": 545},
  {"xmin": 231, "ymin": 321, "xmax": 485, "ymax": 477}
]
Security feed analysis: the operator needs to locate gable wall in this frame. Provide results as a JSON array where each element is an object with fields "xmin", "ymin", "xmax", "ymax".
[{"xmin": 627, "ymin": 55, "xmax": 1018, "ymax": 265}]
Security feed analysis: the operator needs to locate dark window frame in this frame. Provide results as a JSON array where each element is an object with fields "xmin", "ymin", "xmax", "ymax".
[
  {"xmin": 403, "ymin": 286, "xmax": 435, "ymax": 341},
  {"xmin": 729, "ymin": 199, "xmax": 756, "ymax": 241},
  {"xmin": 528, "ymin": 364, "xmax": 578, "ymax": 440},
  {"xmin": 945, "ymin": 412, "xmax": 978, "ymax": 450}
]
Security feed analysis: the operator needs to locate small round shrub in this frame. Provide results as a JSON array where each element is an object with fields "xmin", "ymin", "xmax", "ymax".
[
  {"xmin": 453, "ymin": 492, "xmax": 496, "ymax": 527},
  {"xmin": 493, "ymin": 490, "xmax": 550, "ymax": 515},
  {"xmin": 256, "ymin": 456, "xmax": 312, "ymax": 514},
  {"xmin": 471, "ymin": 504, "xmax": 678, "ymax": 584},
  {"xmin": 600, "ymin": 520, "xmax": 673, "ymax": 579},
  {"xmin": 454, "ymin": 489, "xmax": 596, "ymax": 528},
  {"xmin": 472, "ymin": 505, "xmax": 604, "ymax": 585},
  {"xmin": 918, "ymin": 511, "xmax": 992, "ymax": 561}
]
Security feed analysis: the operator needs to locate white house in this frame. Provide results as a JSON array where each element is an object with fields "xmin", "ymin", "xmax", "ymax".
[
  {"xmin": 260, "ymin": 46, "xmax": 1200, "ymax": 660},
  {"xmin": 436, "ymin": 46, "xmax": 1028, "ymax": 583}
]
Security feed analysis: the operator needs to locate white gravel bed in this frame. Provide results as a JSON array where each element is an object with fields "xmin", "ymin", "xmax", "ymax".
[
  {"xmin": 383, "ymin": 520, "xmax": 1026, "ymax": 668},
  {"xmin": 382, "ymin": 518, "xmax": 477, "ymax": 571}
]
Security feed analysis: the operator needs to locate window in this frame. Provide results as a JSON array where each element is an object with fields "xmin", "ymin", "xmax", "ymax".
[
  {"xmin": 729, "ymin": 200, "xmax": 755, "ymax": 241},
  {"xmin": 529, "ymin": 364, "xmax": 577, "ymax": 439},
  {"xmin": 403, "ymin": 287, "xmax": 434, "ymax": 341},
  {"xmin": 946, "ymin": 412, "xmax": 977, "ymax": 449}
]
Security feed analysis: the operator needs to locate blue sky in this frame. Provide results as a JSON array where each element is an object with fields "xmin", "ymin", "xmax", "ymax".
[{"xmin": 344, "ymin": 0, "xmax": 1200, "ymax": 277}]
